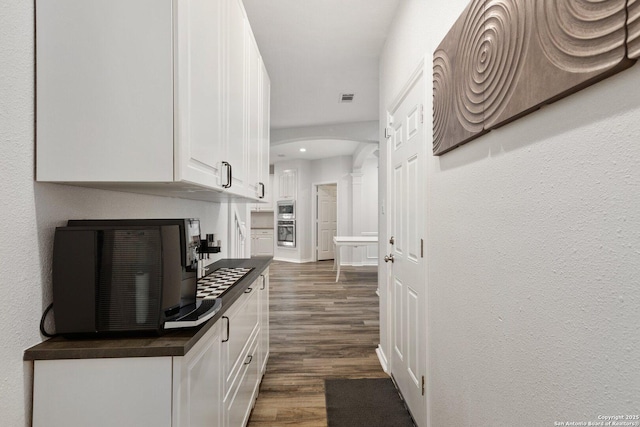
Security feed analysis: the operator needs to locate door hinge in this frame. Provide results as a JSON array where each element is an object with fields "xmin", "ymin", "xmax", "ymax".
[
  {"xmin": 420, "ymin": 239, "xmax": 424, "ymax": 258},
  {"xmin": 421, "ymin": 375, "xmax": 425, "ymax": 396},
  {"xmin": 385, "ymin": 126, "xmax": 393, "ymax": 139}
]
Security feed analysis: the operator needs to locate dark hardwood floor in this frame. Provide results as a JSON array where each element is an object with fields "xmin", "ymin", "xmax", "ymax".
[{"xmin": 248, "ymin": 260, "xmax": 386, "ymax": 426}]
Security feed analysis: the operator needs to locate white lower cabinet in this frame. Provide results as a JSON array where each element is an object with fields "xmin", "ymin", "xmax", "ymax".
[
  {"xmin": 173, "ymin": 321, "xmax": 223, "ymax": 427},
  {"xmin": 251, "ymin": 229, "xmax": 274, "ymax": 256},
  {"xmin": 33, "ymin": 357, "xmax": 174, "ymax": 427},
  {"xmin": 32, "ymin": 274, "xmax": 269, "ymax": 427},
  {"xmin": 222, "ymin": 280, "xmax": 260, "ymax": 427},
  {"xmin": 258, "ymin": 270, "xmax": 270, "ymax": 376}
]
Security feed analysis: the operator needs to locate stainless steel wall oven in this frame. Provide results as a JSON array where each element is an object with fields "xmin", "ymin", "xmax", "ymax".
[{"xmin": 277, "ymin": 220, "xmax": 296, "ymax": 247}]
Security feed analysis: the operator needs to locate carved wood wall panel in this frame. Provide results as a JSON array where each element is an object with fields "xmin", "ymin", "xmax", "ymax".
[
  {"xmin": 433, "ymin": 0, "xmax": 638, "ymax": 156},
  {"xmin": 433, "ymin": 1, "xmax": 487, "ymax": 154},
  {"xmin": 630, "ymin": 0, "xmax": 640, "ymax": 59}
]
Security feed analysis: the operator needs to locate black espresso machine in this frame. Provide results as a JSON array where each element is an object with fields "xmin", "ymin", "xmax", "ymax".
[{"xmin": 52, "ymin": 219, "xmax": 220, "ymax": 336}]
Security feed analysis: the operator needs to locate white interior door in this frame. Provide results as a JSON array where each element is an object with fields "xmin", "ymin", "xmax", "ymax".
[
  {"xmin": 387, "ymin": 68, "xmax": 427, "ymax": 426},
  {"xmin": 317, "ymin": 184, "xmax": 337, "ymax": 261}
]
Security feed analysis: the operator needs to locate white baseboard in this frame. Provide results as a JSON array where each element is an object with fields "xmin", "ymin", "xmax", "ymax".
[
  {"xmin": 350, "ymin": 261, "xmax": 378, "ymax": 267},
  {"xmin": 273, "ymin": 257, "xmax": 315, "ymax": 264},
  {"xmin": 376, "ymin": 345, "xmax": 389, "ymax": 374},
  {"xmin": 340, "ymin": 262, "xmax": 379, "ymax": 267}
]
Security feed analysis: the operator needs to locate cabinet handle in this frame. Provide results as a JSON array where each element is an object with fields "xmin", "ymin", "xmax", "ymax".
[
  {"xmin": 258, "ymin": 182, "xmax": 265, "ymax": 199},
  {"xmin": 260, "ymin": 274, "xmax": 265, "ymax": 290},
  {"xmin": 222, "ymin": 316, "xmax": 230, "ymax": 342},
  {"xmin": 244, "ymin": 287, "xmax": 253, "ymax": 293},
  {"xmin": 244, "ymin": 354, "xmax": 253, "ymax": 365},
  {"xmin": 222, "ymin": 161, "xmax": 232, "ymax": 188}
]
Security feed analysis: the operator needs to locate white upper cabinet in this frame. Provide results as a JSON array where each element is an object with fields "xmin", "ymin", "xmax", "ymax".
[
  {"xmin": 36, "ymin": 0, "xmax": 175, "ymax": 183},
  {"xmin": 246, "ymin": 28, "xmax": 262, "ymax": 199},
  {"xmin": 278, "ymin": 169, "xmax": 297, "ymax": 200},
  {"xmin": 176, "ymin": 0, "xmax": 225, "ymax": 189},
  {"xmin": 225, "ymin": 0, "xmax": 248, "ymax": 195},
  {"xmin": 260, "ymin": 61, "xmax": 271, "ymax": 199},
  {"xmin": 35, "ymin": 0, "xmax": 270, "ymax": 202},
  {"xmin": 247, "ymin": 25, "xmax": 271, "ymax": 202}
]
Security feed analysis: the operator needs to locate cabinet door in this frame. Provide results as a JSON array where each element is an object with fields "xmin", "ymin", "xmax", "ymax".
[
  {"xmin": 260, "ymin": 63, "xmax": 271, "ymax": 193},
  {"xmin": 225, "ymin": 0, "xmax": 248, "ymax": 194},
  {"xmin": 225, "ymin": 329, "xmax": 259, "ymax": 427},
  {"xmin": 258, "ymin": 269, "xmax": 270, "ymax": 375},
  {"xmin": 36, "ymin": 0, "xmax": 174, "ymax": 182},
  {"xmin": 263, "ymin": 174, "xmax": 275, "ymax": 211},
  {"xmin": 33, "ymin": 357, "xmax": 172, "ymax": 427},
  {"xmin": 173, "ymin": 321, "xmax": 223, "ymax": 427},
  {"xmin": 278, "ymin": 169, "xmax": 297, "ymax": 200},
  {"xmin": 255, "ymin": 233, "xmax": 274, "ymax": 256},
  {"xmin": 246, "ymin": 31, "xmax": 262, "ymax": 199},
  {"xmin": 175, "ymin": 0, "xmax": 225, "ymax": 189},
  {"xmin": 222, "ymin": 283, "xmax": 259, "ymax": 395},
  {"xmin": 222, "ymin": 282, "xmax": 260, "ymax": 426},
  {"xmin": 250, "ymin": 233, "xmax": 258, "ymax": 257}
]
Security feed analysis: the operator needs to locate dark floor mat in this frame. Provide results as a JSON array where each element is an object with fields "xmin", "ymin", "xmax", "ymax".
[{"xmin": 324, "ymin": 378, "xmax": 415, "ymax": 427}]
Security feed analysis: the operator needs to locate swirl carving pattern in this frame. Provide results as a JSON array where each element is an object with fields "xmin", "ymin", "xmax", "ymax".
[
  {"xmin": 629, "ymin": 0, "xmax": 640, "ymax": 59},
  {"xmin": 536, "ymin": 0, "xmax": 627, "ymax": 72},
  {"xmin": 433, "ymin": 50, "xmax": 453, "ymax": 154},
  {"xmin": 454, "ymin": 0, "xmax": 485, "ymax": 132},
  {"xmin": 454, "ymin": 0, "xmax": 530, "ymax": 130},
  {"xmin": 433, "ymin": 0, "xmax": 635, "ymax": 156}
]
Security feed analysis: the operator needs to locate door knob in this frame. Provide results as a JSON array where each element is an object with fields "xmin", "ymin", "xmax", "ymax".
[{"xmin": 384, "ymin": 254, "xmax": 394, "ymax": 263}]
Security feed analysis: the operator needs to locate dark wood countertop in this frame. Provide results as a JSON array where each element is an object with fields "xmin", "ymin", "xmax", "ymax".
[{"xmin": 24, "ymin": 257, "xmax": 272, "ymax": 361}]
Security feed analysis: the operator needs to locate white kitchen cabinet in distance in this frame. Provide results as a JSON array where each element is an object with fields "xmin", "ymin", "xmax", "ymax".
[
  {"xmin": 253, "ymin": 174, "xmax": 275, "ymax": 211},
  {"xmin": 251, "ymin": 229, "xmax": 274, "ymax": 257},
  {"xmin": 35, "ymin": 0, "xmax": 269, "ymax": 203},
  {"xmin": 278, "ymin": 169, "xmax": 298, "ymax": 200}
]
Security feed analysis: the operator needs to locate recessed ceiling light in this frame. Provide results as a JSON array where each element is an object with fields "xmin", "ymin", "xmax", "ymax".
[{"xmin": 299, "ymin": 148, "xmax": 307, "ymax": 152}]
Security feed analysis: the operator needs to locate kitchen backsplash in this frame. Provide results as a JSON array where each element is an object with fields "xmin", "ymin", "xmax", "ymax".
[{"xmin": 251, "ymin": 211, "xmax": 274, "ymax": 229}]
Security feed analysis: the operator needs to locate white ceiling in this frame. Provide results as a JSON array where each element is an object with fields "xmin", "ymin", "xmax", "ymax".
[
  {"xmin": 271, "ymin": 138, "xmax": 363, "ymax": 161},
  {"xmin": 243, "ymin": 0, "xmax": 401, "ymax": 131}
]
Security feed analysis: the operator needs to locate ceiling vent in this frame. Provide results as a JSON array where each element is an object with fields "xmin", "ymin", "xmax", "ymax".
[{"xmin": 339, "ymin": 93, "xmax": 355, "ymax": 103}]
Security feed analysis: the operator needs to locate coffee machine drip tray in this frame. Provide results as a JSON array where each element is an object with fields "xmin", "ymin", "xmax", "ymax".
[
  {"xmin": 196, "ymin": 267, "xmax": 253, "ymax": 299},
  {"xmin": 164, "ymin": 298, "xmax": 222, "ymax": 329}
]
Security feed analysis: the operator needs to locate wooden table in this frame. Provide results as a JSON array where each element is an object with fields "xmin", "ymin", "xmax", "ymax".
[{"xmin": 332, "ymin": 236, "xmax": 378, "ymax": 282}]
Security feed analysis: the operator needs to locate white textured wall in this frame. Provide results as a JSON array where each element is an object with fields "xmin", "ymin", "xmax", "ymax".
[
  {"xmin": 381, "ymin": 0, "xmax": 640, "ymax": 425},
  {"xmin": 271, "ymin": 121, "xmax": 378, "ymax": 144},
  {"xmin": 1, "ymin": 3, "xmax": 38, "ymax": 424},
  {"xmin": 361, "ymin": 157, "xmax": 378, "ymax": 234},
  {"xmin": 1, "ymin": 2, "xmax": 228, "ymax": 425}
]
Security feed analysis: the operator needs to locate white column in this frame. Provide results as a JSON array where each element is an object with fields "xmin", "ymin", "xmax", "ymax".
[{"xmin": 351, "ymin": 171, "xmax": 364, "ymax": 266}]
